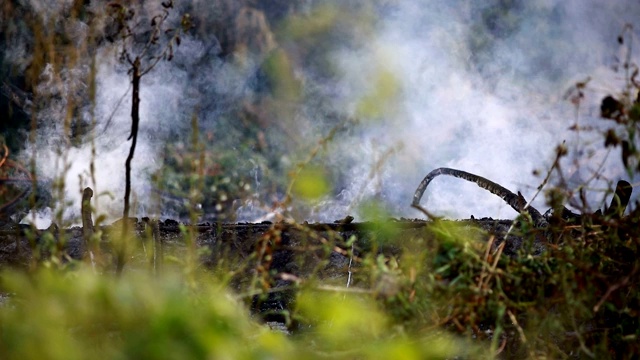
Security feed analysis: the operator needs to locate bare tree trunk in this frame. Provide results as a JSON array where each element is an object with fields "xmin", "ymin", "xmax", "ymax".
[
  {"xmin": 124, "ymin": 57, "xmax": 141, "ymax": 220},
  {"xmin": 118, "ymin": 57, "xmax": 141, "ymax": 275}
]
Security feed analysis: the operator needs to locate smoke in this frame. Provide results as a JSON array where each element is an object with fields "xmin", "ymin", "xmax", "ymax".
[
  {"xmin": 4, "ymin": 0, "xmax": 640, "ymax": 226},
  {"xmin": 10, "ymin": 2, "xmax": 200, "ymax": 226},
  {"xmin": 315, "ymin": 0, "xmax": 640, "ymax": 220}
]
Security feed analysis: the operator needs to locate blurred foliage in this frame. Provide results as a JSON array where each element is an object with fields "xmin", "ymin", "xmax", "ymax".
[
  {"xmin": 0, "ymin": 267, "xmax": 477, "ymax": 360},
  {"xmin": 356, "ymin": 67, "xmax": 401, "ymax": 119},
  {"xmin": 294, "ymin": 290, "xmax": 470, "ymax": 358},
  {"xmin": 599, "ymin": 24, "xmax": 640, "ymax": 177},
  {"xmin": 291, "ymin": 165, "xmax": 331, "ymax": 201},
  {"xmin": 0, "ymin": 268, "xmax": 295, "ymax": 360}
]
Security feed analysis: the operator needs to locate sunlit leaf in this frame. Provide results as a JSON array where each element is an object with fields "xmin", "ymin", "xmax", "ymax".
[
  {"xmin": 292, "ymin": 166, "xmax": 331, "ymax": 201},
  {"xmin": 356, "ymin": 69, "xmax": 401, "ymax": 119}
]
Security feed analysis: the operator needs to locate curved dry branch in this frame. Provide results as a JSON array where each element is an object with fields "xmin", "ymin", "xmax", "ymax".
[{"xmin": 411, "ymin": 167, "xmax": 544, "ymax": 224}]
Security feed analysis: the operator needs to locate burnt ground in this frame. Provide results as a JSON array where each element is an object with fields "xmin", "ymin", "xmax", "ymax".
[
  {"xmin": 0, "ymin": 216, "xmax": 542, "ymax": 323},
  {"xmin": 0, "ymin": 216, "xmax": 538, "ymax": 266}
]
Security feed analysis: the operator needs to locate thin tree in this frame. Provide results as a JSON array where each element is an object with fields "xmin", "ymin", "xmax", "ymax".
[{"xmin": 107, "ymin": 0, "xmax": 190, "ymax": 274}]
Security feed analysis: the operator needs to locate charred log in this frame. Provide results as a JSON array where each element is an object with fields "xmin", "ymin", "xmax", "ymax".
[{"xmin": 412, "ymin": 167, "xmax": 544, "ymax": 225}]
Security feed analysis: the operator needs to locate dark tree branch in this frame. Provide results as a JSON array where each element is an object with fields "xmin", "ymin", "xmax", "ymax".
[
  {"xmin": 118, "ymin": 58, "xmax": 140, "ymax": 275},
  {"xmin": 123, "ymin": 58, "xmax": 140, "ymax": 218},
  {"xmin": 412, "ymin": 167, "xmax": 544, "ymax": 225}
]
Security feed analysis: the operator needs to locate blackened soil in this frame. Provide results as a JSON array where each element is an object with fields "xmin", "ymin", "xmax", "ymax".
[{"xmin": 0, "ymin": 217, "xmax": 544, "ymax": 269}]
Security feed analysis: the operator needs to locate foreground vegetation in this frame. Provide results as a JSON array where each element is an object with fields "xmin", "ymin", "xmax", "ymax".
[
  {"xmin": 0, "ymin": 264, "xmax": 469, "ymax": 360},
  {"xmin": 0, "ymin": 205, "xmax": 638, "ymax": 359}
]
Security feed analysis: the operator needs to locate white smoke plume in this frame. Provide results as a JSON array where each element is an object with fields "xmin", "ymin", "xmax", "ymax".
[
  {"xmin": 3, "ymin": 0, "xmax": 639, "ymax": 226},
  {"xmin": 314, "ymin": 0, "xmax": 640, "ymax": 221}
]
